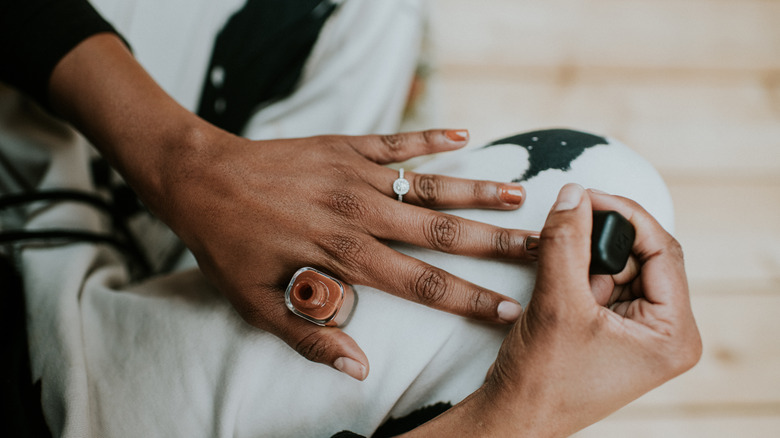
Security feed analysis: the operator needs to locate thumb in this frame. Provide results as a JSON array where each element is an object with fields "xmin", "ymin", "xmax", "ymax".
[
  {"xmin": 284, "ymin": 321, "xmax": 370, "ymax": 381},
  {"xmin": 245, "ymin": 285, "xmax": 370, "ymax": 381},
  {"xmin": 535, "ymin": 183, "xmax": 593, "ymax": 304}
]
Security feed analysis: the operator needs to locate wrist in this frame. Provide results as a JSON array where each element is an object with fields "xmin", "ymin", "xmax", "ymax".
[
  {"xmin": 125, "ymin": 120, "xmax": 223, "ymax": 214},
  {"xmin": 47, "ymin": 32, "xmax": 231, "ymax": 214},
  {"xmin": 400, "ymin": 383, "xmax": 560, "ymax": 438}
]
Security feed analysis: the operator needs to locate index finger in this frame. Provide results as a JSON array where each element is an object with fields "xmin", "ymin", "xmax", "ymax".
[{"xmin": 347, "ymin": 129, "xmax": 471, "ymax": 164}]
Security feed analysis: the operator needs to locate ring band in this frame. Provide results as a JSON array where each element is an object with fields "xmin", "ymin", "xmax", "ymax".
[{"xmin": 392, "ymin": 168, "xmax": 410, "ymax": 202}]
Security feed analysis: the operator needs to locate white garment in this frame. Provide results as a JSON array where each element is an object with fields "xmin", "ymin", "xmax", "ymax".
[{"xmin": 0, "ymin": 0, "xmax": 675, "ymax": 436}]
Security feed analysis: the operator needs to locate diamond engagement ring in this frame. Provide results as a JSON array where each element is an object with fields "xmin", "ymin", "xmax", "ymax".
[{"xmin": 392, "ymin": 168, "xmax": 410, "ymax": 202}]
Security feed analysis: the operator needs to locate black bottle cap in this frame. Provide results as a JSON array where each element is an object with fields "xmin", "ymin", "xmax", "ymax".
[{"xmin": 590, "ymin": 210, "xmax": 635, "ymax": 275}]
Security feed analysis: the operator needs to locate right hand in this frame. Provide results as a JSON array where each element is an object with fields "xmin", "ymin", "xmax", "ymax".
[{"xmin": 405, "ymin": 184, "xmax": 702, "ymax": 436}]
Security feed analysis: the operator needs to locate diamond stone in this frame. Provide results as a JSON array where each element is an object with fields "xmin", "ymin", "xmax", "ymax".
[{"xmin": 393, "ymin": 178, "xmax": 410, "ymax": 195}]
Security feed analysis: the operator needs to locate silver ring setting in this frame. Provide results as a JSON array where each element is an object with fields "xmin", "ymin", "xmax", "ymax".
[{"xmin": 392, "ymin": 168, "xmax": 410, "ymax": 202}]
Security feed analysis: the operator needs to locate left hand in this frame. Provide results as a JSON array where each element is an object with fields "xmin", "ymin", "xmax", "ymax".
[
  {"xmin": 149, "ymin": 129, "xmax": 536, "ymax": 381},
  {"xmin": 48, "ymin": 34, "xmax": 539, "ymax": 380}
]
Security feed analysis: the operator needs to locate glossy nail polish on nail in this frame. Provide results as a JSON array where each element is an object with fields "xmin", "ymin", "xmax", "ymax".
[
  {"xmin": 285, "ymin": 267, "xmax": 355, "ymax": 327},
  {"xmin": 499, "ymin": 183, "xmax": 525, "ymax": 205},
  {"xmin": 445, "ymin": 129, "xmax": 469, "ymax": 142},
  {"xmin": 524, "ymin": 234, "xmax": 540, "ymax": 258}
]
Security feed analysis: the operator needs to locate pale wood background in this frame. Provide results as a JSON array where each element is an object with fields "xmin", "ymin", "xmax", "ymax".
[{"xmin": 430, "ymin": 0, "xmax": 780, "ymax": 436}]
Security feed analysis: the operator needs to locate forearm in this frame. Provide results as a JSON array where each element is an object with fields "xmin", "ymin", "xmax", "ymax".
[
  {"xmin": 399, "ymin": 385, "xmax": 560, "ymax": 438},
  {"xmin": 48, "ymin": 33, "xmax": 226, "ymax": 209}
]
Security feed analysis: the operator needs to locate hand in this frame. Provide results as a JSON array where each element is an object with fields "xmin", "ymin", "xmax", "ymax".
[
  {"xmin": 154, "ymin": 129, "xmax": 536, "ymax": 380},
  {"xmin": 405, "ymin": 184, "xmax": 701, "ymax": 436},
  {"xmin": 49, "ymin": 34, "xmax": 538, "ymax": 381}
]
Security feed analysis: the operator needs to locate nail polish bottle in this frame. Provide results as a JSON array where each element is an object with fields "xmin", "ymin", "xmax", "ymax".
[{"xmin": 285, "ymin": 267, "xmax": 355, "ymax": 327}]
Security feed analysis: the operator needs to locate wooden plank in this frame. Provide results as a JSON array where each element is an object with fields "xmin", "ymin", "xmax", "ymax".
[
  {"xmin": 575, "ymin": 415, "xmax": 780, "ymax": 438},
  {"xmin": 668, "ymin": 180, "xmax": 780, "ymax": 288},
  {"xmin": 430, "ymin": 0, "xmax": 780, "ymax": 71},
  {"xmin": 436, "ymin": 68, "xmax": 780, "ymax": 178}
]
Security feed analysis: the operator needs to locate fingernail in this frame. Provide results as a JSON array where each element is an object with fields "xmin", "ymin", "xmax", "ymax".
[
  {"xmin": 498, "ymin": 183, "xmax": 525, "ymax": 205},
  {"xmin": 524, "ymin": 234, "xmax": 540, "ymax": 258},
  {"xmin": 445, "ymin": 129, "xmax": 469, "ymax": 143},
  {"xmin": 334, "ymin": 357, "xmax": 367, "ymax": 381},
  {"xmin": 497, "ymin": 301, "xmax": 522, "ymax": 323},
  {"xmin": 554, "ymin": 183, "xmax": 584, "ymax": 211},
  {"xmin": 588, "ymin": 188, "xmax": 609, "ymax": 195}
]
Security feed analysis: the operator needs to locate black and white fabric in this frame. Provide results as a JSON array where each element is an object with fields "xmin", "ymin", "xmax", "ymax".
[{"xmin": 196, "ymin": 0, "xmax": 340, "ymax": 134}]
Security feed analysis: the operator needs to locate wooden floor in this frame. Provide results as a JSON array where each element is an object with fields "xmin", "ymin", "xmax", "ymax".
[{"xmin": 430, "ymin": 0, "xmax": 780, "ymax": 436}]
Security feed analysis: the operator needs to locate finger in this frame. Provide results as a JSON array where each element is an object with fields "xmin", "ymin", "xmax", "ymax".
[
  {"xmin": 589, "ymin": 254, "xmax": 640, "ymax": 305},
  {"xmin": 372, "ymin": 200, "xmax": 539, "ymax": 260},
  {"xmin": 534, "ymin": 183, "xmax": 594, "ymax": 307},
  {"xmin": 378, "ymin": 168, "xmax": 526, "ymax": 210},
  {"xmin": 586, "ymin": 190, "xmax": 680, "ymax": 266},
  {"xmin": 348, "ymin": 129, "xmax": 471, "ymax": 164},
  {"xmin": 286, "ymin": 322, "xmax": 369, "ymax": 381},
  {"xmin": 586, "ymin": 190, "xmax": 688, "ymax": 306},
  {"xmin": 241, "ymin": 286, "xmax": 369, "ymax": 381},
  {"xmin": 325, "ymin": 239, "xmax": 523, "ymax": 324}
]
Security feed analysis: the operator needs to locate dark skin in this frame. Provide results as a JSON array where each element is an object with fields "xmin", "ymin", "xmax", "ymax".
[
  {"xmin": 49, "ymin": 33, "xmax": 538, "ymax": 380},
  {"xmin": 402, "ymin": 185, "xmax": 701, "ymax": 436}
]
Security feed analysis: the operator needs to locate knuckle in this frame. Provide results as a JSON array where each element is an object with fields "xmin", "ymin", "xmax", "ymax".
[
  {"xmin": 493, "ymin": 229, "xmax": 513, "ymax": 256},
  {"xmin": 322, "ymin": 234, "xmax": 366, "ymax": 271},
  {"xmin": 468, "ymin": 288, "xmax": 492, "ymax": 317},
  {"xmin": 421, "ymin": 129, "xmax": 437, "ymax": 145},
  {"xmin": 380, "ymin": 134, "xmax": 405, "ymax": 153},
  {"xmin": 326, "ymin": 190, "xmax": 365, "ymax": 219},
  {"xmin": 425, "ymin": 214, "xmax": 462, "ymax": 251},
  {"xmin": 294, "ymin": 331, "xmax": 333, "ymax": 363},
  {"xmin": 472, "ymin": 180, "xmax": 491, "ymax": 200},
  {"xmin": 411, "ymin": 265, "xmax": 449, "ymax": 304},
  {"xmin": 318, "ymin": 135, "xmax": 347, "ymax": 156},
  {"xmin": 622, "ymin": 197, "xmax": 645, "ymax": 212},
  {"xmin": 414, "ymin": 174, "xmax": 440, "ymax": 206},
  {"xmin": 540, "ymin": 221, "xmax": 587, "ymax": 247},
  {"xmin": 666, "ymin": 237, "xmax": 685, "ymax": 260}
]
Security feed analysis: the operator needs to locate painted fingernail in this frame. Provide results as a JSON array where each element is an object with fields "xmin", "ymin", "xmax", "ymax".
[
  {"xmin": 499, "ymin": 183, "xmax": 525, "ymax": 205},
  {"xmin": 334, "ymin": 357, "xmax": 367, "ymax": 381},
  {"xmin": 445, "ymin": 129, "xmax": 469, "ymax": 143},
  {"xmin": 497, "ymin": 301, "xmax": 522, "ymax": 323},
  {"xmin": 524, "ymin": 234, "xmax": 540, "ymax": 258},
  {"xmin": 553, "ymin": 183, "xmax": 584, "ymax": 211}
]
